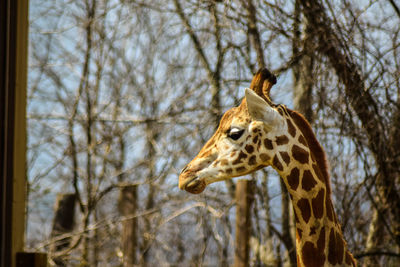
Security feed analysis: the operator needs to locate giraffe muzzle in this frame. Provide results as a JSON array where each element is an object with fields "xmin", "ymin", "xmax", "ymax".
[
  {"xmin": 179, "ymin": 161, "xmax": 210, "ymax": 194},
  {"xmin": 184, "ymin": 177, "xmax": 206, "ymax": 194},
  {"xmin": 179, "ymin": 174, "xmax": 206, "ymax": 194}
]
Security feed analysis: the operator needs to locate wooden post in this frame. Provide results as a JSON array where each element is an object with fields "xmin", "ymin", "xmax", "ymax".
[
  {"xmin": 118, "ymin": 185, "xmax": 138, "ymax": 267},
  {"xmin": 0, "ymin": 0, "xmax": 29, "ymax": 266},
  {"xmin": 50, "ymin": 193, "xmax": 76, "ymax": 266},
  {"xmin": 234, "ymin": 180, "xmax": 254, "ymax": 267}
]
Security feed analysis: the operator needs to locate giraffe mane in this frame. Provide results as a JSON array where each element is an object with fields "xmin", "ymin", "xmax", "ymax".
[{"xmin": 286, "ymin": 108, "xmax": 332, "ymax": 195}]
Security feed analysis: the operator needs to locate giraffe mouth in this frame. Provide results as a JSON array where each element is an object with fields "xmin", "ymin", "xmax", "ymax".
[{"xmin": 181, "ymin": 176, "xmax": 206, "ymax": 194}]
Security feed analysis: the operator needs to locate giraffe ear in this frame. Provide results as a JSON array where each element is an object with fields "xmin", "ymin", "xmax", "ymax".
[{"xmin": 245, "ymin": 88, "xmax": 282, "ymax": 126}]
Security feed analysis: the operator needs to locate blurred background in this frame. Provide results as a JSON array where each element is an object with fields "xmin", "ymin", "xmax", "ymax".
[{"xmin": 26, "ymin": 0, "xmax": 400, "ymax": 266}]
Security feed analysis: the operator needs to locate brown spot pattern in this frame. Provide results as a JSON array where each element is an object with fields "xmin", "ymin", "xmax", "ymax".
[
  {"xmin": 301, "ymin": 227, "xmax": 326, "ymax": 267},
  {"xmin": 292, "ymin": 145, "xmax": 309, "ymax": 164},
  {"xmin": 233, "ymin": 151, "xmax": 247, "ymax": 165},
  {"xmin": 297, "ymin": 198, "xmax": 311, "ymax": 223},
  {"xmin": 310, "ymin": 226, "xmax": 316, "ymax": 236},
  {"xmin": 236, "ymin": 166, "xmax": 246, "ymax": 173},
  {"xmin": 248, "ymin": 155, "xmax": 257, "ymax": 165},
  {"xmin": 297, "ymin": 228, "xmax": 302, "ymax": 239},
  {"xmin": 287, "ymin": 119, "xmax": 297, "ymax": 137},
  {"xmin": 312, "ymin": 189, "xmax": 325, "ymax": 219},
  {"xmin": 226, "ymin": 168, "xmax": 233, "ymax": 174},
  {"xmin": 276, "ymin": 135, "xmax": 289, "ymax": 145},
  {"xmin": 253, "ymin": 135, "xmax": 259, "ymax": 144},
  {"xmin": 273, "ymin": 155, "xmax": 283, "ymax": 171},
  {"xmin": 312, "ymin": 163, "xmax": 325, "ymax": 184},
  {"xmin": 317, "ymin": 227, "xmax": 326, "ymax": 251},
  {"xmin": 287, "ymin": 167, "xmax": 300, "ymax": 190},
  {"xmin": 264, "ymin": 138, "xmax": 273, "ymax": 149},
  {"xmin": 301, "ymin": 243, "xmax": 325, "ymax": 267},
  {"xmin": 245, "ymin": 144, "xmax": 254, "ymax": 154},
  {"xmin": 299, "ymin": 135, "xmax": 307, "ymax": 146},
  {"xmin": 325, "ymin": 197, "xmax": 334, "ymax": 222},
  {"xmin": 302, "ymin": 170, "xmax": 317, "ymax": 191},
  {"xmin": 328, "ymin": 228, "xmax": 344, "ymax": 265},
  {"xmin": 310, "ymin": 153, "xmax": 316, "ymax": 163},
  {"xmin": 278, "ymin": 105, "xmax": 289, "ymax": 116},
  {"xmin": 280, "ymin": 152, "xmax": 290, "ymax": 165},
  {"xmin": 260, "ymin": 153, "xmax": 270, "ymax": 162}
]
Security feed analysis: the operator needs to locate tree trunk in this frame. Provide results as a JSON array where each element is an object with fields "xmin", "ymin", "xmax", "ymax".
[
  {"xmin": 299, "ymin": 0, "xmax": 400, "ymax": 247},
  {"xmin": 280, "ymin": 180, "xmax": 297, "ymax": 267},
  {"xmin": 292, "ymin": 1, "xmax": 315, "ymax": 124},
  {"xmin": 118, "ymin": 185, "xmax": 138, "ymax": 267},
  {"xmin": 363, "ymin": 207, "xmax": 385, "ymax": 266},
  {"xmin": 241, "ymin": 0, "xmax": 265, "ymax": 69},
  {"xmin": 234, "ymin": 180, "xmax": 254, "ymax": 267},
  {"xmin": 50, "ymin": 193, "xmax": 76, "ymax": 266}
]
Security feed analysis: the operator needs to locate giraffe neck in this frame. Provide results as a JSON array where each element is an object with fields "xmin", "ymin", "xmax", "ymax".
[
  {"xmin": 278, "ymin": 160, "xmax": 355, "ymax": 266},
  {"xmin": 265, "ymin": 107, "xmax": 356, "ymax": 266}
]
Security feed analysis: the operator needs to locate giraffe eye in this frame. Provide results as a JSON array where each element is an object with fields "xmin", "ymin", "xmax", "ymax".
[{"xmin": 227, "ymin": 128, "xmax": 244, "ymax": 141}]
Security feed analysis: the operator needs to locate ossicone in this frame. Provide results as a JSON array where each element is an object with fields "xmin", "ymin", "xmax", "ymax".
[{"xmin": 249, "ymin": 68, "xmax": 277, "ymax": 104}]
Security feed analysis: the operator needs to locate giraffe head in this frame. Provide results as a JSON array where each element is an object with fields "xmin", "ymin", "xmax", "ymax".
[
  {"xmin": 179, "ymin": 69, "xmax": 289, "ymax": 194},
  {"xmin": 179, "ymin": 69, "xmax": 357, "ymax": 267}
]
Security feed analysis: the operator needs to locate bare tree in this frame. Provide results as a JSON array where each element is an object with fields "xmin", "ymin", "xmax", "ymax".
[{"xmin": 27, "ymin": 0, "xmax": 400, "ymax": 266}]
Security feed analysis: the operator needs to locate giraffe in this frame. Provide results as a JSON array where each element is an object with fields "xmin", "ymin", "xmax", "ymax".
[{"xmin": 179, "ymin": 69, "xmax": 357, "ymax": 267}]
